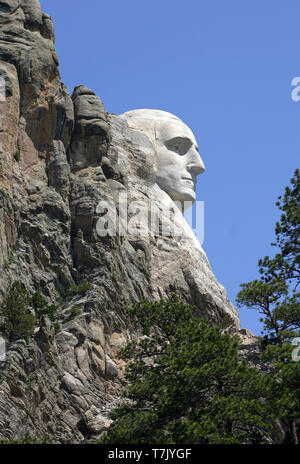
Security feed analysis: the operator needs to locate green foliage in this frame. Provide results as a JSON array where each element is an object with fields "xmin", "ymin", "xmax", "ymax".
[
  {"xmin": 0, "ymin": 281, "xmax": 36, "ymax": 342},
  {"xmin": 69, "ymin": 305, "xmax": 81, "ymax": 320},
  {"xmin": 64, "ymin": 280, "xmax": 90, "ymax": 299},
  {"xmin": 220, "ymin": 313, "xmax": 236, "ymax": 331},
  {"xmin": 99, "ymin": 296, "xmax": 271, "ymax": 444},
  {"xmin": 53, "ymin": 321, "xmax": 61, "ymax": 334},
  {"xmin": 13, "ymin": 151, "xmax": 20, "ymax": 162},
  {"xmin": 3, "ymin": 243, "xmax": 20, "ymax": 270},
  {"xmin": 0, "ymin": 283, "xmax": 62, "ymax": 344},
  {"xmin": 27, "ymin": 374, "xmax": 34, "ymax": 391},
  {"xmin": 31, "ymin": 291, "xmax": 57, "ymax": 322},
  {"xmin": 259, "ymin": 168, "xmax": 299, "ymax": 285},
  {"xmin": 3, "ymin": 257, "xmax": 12, "ymax": 270},
  {"xmin": 0, "ymin": 433, "xmax": 49, "ymax": 444},
  {"xmin": 236, "ymin": 169, "xmax": 300, "ymax": 444}
]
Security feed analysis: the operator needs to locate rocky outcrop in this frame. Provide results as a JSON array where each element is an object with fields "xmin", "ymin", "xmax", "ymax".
[
  {"xmin": 0, "ymin": 0, "xmax": 252, "ymax": 443},
  {"xmin": 68, "ymin": 85, "xmax": 110, "ymax": 171}
]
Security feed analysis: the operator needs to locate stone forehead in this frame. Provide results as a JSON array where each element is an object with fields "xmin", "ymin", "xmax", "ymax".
[
  {"xmin": 157, "ymin": 120, "xmax": 196, "ymax": 144},
  {"xmin": 120, "ymin": 109, "xmax": 196, "ymax": 143},
  {"xmin": 120, "ymin": 109, "xmax": 182, "ymax": 122}
]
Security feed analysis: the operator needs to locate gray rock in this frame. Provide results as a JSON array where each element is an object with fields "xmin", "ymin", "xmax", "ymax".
[
  {"xmin": 68, "ymin": 85, "xmax": 111, "ymax": 171},
  {"xmin": 84, "ymin": 406, "xmax": 112, "ymax": 434},
  {"xmin": 0, "ymin": 0, "xmax": 260, "ymax": 445},
  {"xmin": 41, "ymin": 13, "xmax": 55, "ymax": 41}
]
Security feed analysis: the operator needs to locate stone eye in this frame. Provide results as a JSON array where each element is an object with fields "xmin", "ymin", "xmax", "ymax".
[{"xmin": 165, "ymin": 137, "xmax": 191, "ymax": 155}]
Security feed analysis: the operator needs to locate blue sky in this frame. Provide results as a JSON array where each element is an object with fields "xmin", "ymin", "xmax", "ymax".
[{"xmin": 40, "ymin": 0, "xmax": 300, "ymax": 334}]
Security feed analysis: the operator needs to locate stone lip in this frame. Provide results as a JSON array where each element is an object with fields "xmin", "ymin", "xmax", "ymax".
[{"xmin": 0, "ymin": 0, "xmax": 254, "ymax": 444}]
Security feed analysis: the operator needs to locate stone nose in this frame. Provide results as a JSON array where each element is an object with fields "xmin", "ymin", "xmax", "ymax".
[{"xmin": 187, "ymin": 150, "xmax": 205, "ymax": 176}]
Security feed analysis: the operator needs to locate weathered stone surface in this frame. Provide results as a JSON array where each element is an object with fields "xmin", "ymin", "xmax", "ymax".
[
  {"xmin": 84, "ymin": 405, "xmax": 112, "ymax": 434},
  {"xmin": 68, "ymin": 85, "xmax": 110, "ymax": 171},
  {"xmin": 0, "ymin": 0, "xmax": 257, "ymax": 444},
  {"xmin": 20, "ymin": 0, "xmax": 43, "ymax": 31}
]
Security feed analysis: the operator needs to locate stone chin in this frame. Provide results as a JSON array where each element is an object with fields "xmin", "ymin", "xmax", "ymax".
[
  {"xmin": 179, "ymin": 189, "xmax": 197, "ymax": 203},
  {"xmin": 157, "ymin": 179, "xmax": 197, "ymax": 204}
]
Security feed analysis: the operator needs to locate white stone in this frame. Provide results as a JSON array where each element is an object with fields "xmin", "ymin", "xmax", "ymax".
[
  {"xmin": 112, "ymin": 111, "xmax": 240, "ymax": 329},
  {"xmin": 120, "ymin": 109, "xmax": 205, "ymax": 205}
]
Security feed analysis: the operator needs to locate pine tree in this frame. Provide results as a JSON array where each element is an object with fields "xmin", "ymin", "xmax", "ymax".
[
  {"xmin": 237, "ymin": 169, "xmax": 300, "ymax": 444},
  {"xmin": 31, "ymin": 290, "xmax": 57, "ymax": 322},
  {"xmin": 99, "ymin": 296, "xmax": 271, "ymax": 444},
  {"xmin": 0, "ymin": 281, "xmax": 36, "ymax": 342}
]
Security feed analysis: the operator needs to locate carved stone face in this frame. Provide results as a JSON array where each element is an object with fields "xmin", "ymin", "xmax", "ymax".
[
  {"xmin": 119, "ymin": 109, "xmax": 205, "ymax": 203},
  {"xmin": 154, "ymin": 118, "xmax": 205, "ymax": 202}
]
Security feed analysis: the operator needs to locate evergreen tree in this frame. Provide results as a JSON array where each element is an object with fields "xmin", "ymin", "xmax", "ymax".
[
  {"xmin": 0, "ymin": 281, "xmax": 36, "ymax": 342},
  {"xmin": 237, "ymin": 169, "xmax": 300, "ymax": 444},
  {"xmin": 99, "ymin": 296, "xmax": 271, "ymax": 444},
  {"xmin": 31, "ymin": 290, "xmax": 57, "ymax": 322}
]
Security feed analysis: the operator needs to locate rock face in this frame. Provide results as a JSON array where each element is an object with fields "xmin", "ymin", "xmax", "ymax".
[
  {"xmin": 68, "ymin": 85, "xmax": 110, "ymax": 172},
  {"xmin": 0, "ymin": 0, "xmax": 249, "ymax": 443}
]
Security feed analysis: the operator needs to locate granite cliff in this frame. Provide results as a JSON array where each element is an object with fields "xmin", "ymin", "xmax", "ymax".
[{"xmin": 0, "ymin": 0, "xmax": 258, "ymax": 443}]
